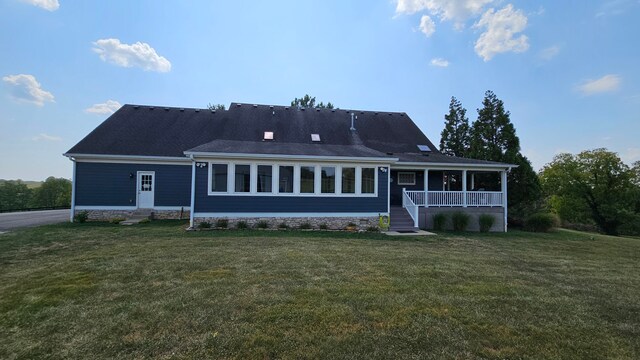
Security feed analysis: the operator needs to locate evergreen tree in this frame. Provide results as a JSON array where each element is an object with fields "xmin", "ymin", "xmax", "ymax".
[
  {"xmin": 439, "ymin": 96, "xmax": 470, "ymax": 157},
  {"xmin": 469, "ymin": 90, "xmax": 541, "ymax": 211}
]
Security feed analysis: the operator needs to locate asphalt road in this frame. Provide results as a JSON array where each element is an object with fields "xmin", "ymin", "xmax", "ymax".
[{"xmin": 0, "ymin": 209, "xmax": 69, "ymax": 231}]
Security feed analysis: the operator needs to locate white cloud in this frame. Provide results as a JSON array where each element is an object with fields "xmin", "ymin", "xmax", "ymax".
[
  {"xmin": 576, "ymin": 74, "xmax": 621, "ymax": 95},
  {"xmin": 2, "ymin": 74, "xmax": 55, "ymax": 106},
  {"xmin": 92, "ymin": 39, "xmax": 172, "ymax": 73},
  {"xmin": 21, "ymin": 0, "xmax": 59, "ymax": 11},
  {"xmin": 32, "ymin": 133, "xmax": 62, "ymax": 142},
  {"xmin": 539, "ymin": 45, "xmax": 560, "ymax": 61},
  {"xmin": 474, "ymin": 5, "xmax": 529, "ymax": 61},
  {"xmin": 396, "ymin": 0, "xmax": 494, "ymax": 24},
  {"xmin": 430, "ymin": 58, "xmax": 449, "ymax": 67},
  {"xmin": 85, "ymin": 100, "xmax": 122, "ymax": 114},
  {"xmin": 419, "ymin": 15, "xmax": 436, "ymax": 37}
]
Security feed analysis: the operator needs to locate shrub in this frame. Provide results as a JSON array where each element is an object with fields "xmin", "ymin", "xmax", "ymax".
[
  {"xmin": 236, "ymin": 221, "xmax": 248, "ymax": 230},
  {"xmin": 109, "ymin": 217, "xmax": 126, "ymax": 224},
  {"xmin": 74, "ymin": 211, "xmax": 88, "ymax": 223},
  {"xmin": 215, "ymin": 219, "xmax": 229, "ymax": 229},
  {"xmin": 278, "ymin": 222, "xmax": 289, "ymax": 230},
  {"xmin": 198, "ymin": 221, "xmax": 211, "ymax": 229},
  {"xmin": 255, "ymin": 220, "xmax": 270, "ymax": 229},
  {"xmin": 451, "ymin": 211, "xmax": 470, "ymax": 232},
  {"xmin": 347, "ymin": 222, "xmax": 357, "ymax": 227},
  {"xmin": 298, "ymin": 222, "xmax": 312, "ymax": 230},
  {"xmin": 366, "ymin": 226, "xmax": 379, "ymax": 232},
  {"xmin": 138, "ymin": 218, "xmax": 150, "ymax": 224},
  {"xmin": 524, "ymin": 213, "xmax": 558, "ymax": 232},
  {"xmin": 432, "ymin": 213, "xmax": 447, "ymax": 231},
  {"xmin": 478, "ymin": 214, "xmax": 495, "ymax": 232},
  {"xmin": 319, "ymin": 223, "xmax": 328, "ymax": 230}
]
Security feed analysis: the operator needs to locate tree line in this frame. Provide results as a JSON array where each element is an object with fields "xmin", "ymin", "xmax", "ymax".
[
  {"xmin": 440, "ymin": 91, "xmax": 640, "ymax": 236},
  {"xmin": 0, "ymin": 177, "xmax": 71, "ymax": 211}
]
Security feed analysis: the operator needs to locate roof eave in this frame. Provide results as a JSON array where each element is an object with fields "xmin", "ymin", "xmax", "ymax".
[{"xmin": 184, "ymin": 151, "xmax": 398, "ymax": 163}]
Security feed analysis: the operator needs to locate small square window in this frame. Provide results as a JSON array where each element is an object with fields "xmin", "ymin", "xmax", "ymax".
[
  {"xmin": 311, "ymin": 134, "xmax": 321, "ymax": 142},
  {"xmin": 397, "ymin": 172, "xmax": 416, "ymax": 185},
  {"xmin": 264, "ymin": 131, "xmax": 274, "ymax": 140}
]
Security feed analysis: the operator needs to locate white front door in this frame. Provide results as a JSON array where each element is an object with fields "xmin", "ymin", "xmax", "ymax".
[{"xmin": 137, "ymin": 171, "xmax": 155, "ymax": 209}]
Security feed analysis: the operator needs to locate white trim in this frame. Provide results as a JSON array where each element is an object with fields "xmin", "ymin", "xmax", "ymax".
[
  {"xmin": 70, "ymin": 160, "xmax": 76, "ymax": 222},
  {"xmin": 397, "ymin": 172, "xmax": 416, "ymax": 185},
  {"xmin": 502, "ymin": 170, "xmax": 508, "ymax": 232},
  {"xmin": 193, "ymin": 212, "xmax": 384, "ymax": 218},
  {"xmin": 208, "ymin": 162, "xmax": 231, "ymax": 195},
  {"xmin": 189, "ymin": 160, "xmax": 196, "ymax": 228},
  {"xmin": 187, "ymin": 151, "xmax": 398, "ymax": 163},
  {"xmin": 65, "ymin": 153, "xmax": 190, "ymax": 165},
  {"xmin": 393, "ymin": 162, "xmax": 516, "ymax": 171},
  {"xmin": 75, "ymin": 206, "xmax": 190, "ymax": 211}
]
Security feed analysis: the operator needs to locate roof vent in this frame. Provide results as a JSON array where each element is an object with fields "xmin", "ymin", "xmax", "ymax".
[
  {"xmin": 134, "ymin": 105, "xmax": 139, "ymax": 109},
  {"xmin": 164, "ymin": 108, "xmax": 169, "ymax": 111},
  {"xmin": 285, "ymin": 107, "xmax": 289, "ymax": 110},
  {"xmin": 211, "ymin": 109, "xmax": 216, "ymax": 113},
  {"xmin": 311, "ymin": 134, "xmax": 321, "ymax": 142},
  {"xmin": 400, "ymin": 113, "xmax": 405, "ymax": 116},
  {"xmin": 180, "ymin": 108, "xmax": 184, "ymax": 112},
  {"xmin": 195, "ymin": 109, "xmax": 200, "ymax": 112},
  {"xmin": 417, "ymin": 145, "xmax": 431, "ymax": 152},
  {"xmin": 149, "ymin": 107, "xmax": 154, "ymax": 110},
  {"xmin": 331, "ymin": 109, "xmax": 335, "ymax": 112},
  {"xmin": 360, "ymin": 111, "xmax": 364, "ymax": 114},
  {"xmin": 316, "ymin": 108, "xmax": 320, "ymax": 112},
  {"xmin": 269, "ymin": 105, "xmax": 274, "ymax": 109},
  {"xmin": 264, "ymin": 131, "xmax": 274, "ymax": 140},
  {"xmin": 375, "ymin": 112, "xmax": 378, "ymax": 115},
  {"xmin": 350, "ymin": 113, "xmax": 356, "ymax": 131},
  {"xmin": 301, "ymin": 107, "xmax": 305, "ymax": 111},
  {"xmin": 236, "ymin": 103, "xmax": 241, "ymax": 107},
  {"xmin": 388, "ymin": 113, "xmax": 392, "ymax": 116},
  {"xmin": 253, "ymin": 104, "xmax": 258, "ymax": 108}
]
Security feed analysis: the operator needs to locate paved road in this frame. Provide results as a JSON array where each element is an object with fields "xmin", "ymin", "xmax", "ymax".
[{"xmin": 0, "ymin": 209, "xmax": 69, "ymax": 231}]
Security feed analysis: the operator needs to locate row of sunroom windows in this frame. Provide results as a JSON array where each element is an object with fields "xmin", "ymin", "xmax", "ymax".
[{"xmin": 208, "ymin": 163, "xmax": 377, "ymax": 196}]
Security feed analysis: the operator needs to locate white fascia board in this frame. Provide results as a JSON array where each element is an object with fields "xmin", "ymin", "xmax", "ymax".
[
  {"xmin": 185, "ymin": 151, "xmax": 398, "ymax": 164},
  {"xmin": 393, "ymin": 162, "xmax": 517, "ymax": 171},
  {"xmin": 193, "ymin": 212, "xmax": 384, "ymax": 218},
  {"xmin": 65, "ymin": 153, "xmax": 190, "ymax": 165}
]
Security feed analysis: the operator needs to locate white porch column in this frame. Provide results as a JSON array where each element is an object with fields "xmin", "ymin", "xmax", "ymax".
[
  {"xmin": 189, "ymin": 159, "xmax": 196, "ymax": 229},
  {"xmin": 70, "ymin": 159, "xmax": 76, "ymax": 222},
  {"xmin": 501, "ymin": 170, "xmax": 508, "ymax": 232},
  {"xmin": 402, "ymin": 187, "xmax": 406, "ymax": 208},
  {"xmin": 462, "ymin": 169, "xmax": 467, "ymax": 208},
  {"xmin": 424, "ymin": 169, "xmax": 429, "ymax": 207}
]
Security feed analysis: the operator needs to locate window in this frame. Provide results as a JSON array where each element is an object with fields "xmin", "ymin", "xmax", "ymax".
[
  {"xmin": 264, "ymin": 131, "xmax": 273, "ymax": 140},
  {"xmin": 234, "ymin": 164, "xmax": 251, "ymax": 192},
  {"xmin": 257, "ymin": 165, "xmax": 272, "ymax": 193},
  {"xmin": 321, "ymin": 166, "xmax": 336, "ymax": 193},
  {"xmin": 362, "ymin": 167, "xmax": 375, "ymax": 194},
  {"xmin": 342, "ymin": 167, "xmax": 356, "ymax": 194},
  {"xmin": 311, "ymin": 134, "xmax": 321, "ymax": 142},
  {"xmin": 210, "ymin": 163, "xmax": 228, "ymax": 192},
  {"xmin": 278, "ymin": 166, "xmax": 294, "ymax": 193},
  {"xmin": 140, "ymin": 174, "xmax": 153, "ymax": 191},
  {"xmin": 397, "ymin": 172, "xmax": 416, "ymax": 185},
  {"xmin": 300, "ymin": 166, "xmax": 315, "ymax": 193}
]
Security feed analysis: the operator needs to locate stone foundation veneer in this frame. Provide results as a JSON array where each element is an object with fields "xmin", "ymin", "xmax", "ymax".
[
  {"xmin": 194, "ymin": 216, "xmax": 379, "ymax": 230},
  {"xmin": 79, "ymin": 209, "xmax": 190, "ymax": 221}
]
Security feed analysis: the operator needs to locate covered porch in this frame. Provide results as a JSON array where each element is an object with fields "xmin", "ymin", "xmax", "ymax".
[{"xmin": 389, "ymin": 167, "xmax": 509, "ymax": 231}]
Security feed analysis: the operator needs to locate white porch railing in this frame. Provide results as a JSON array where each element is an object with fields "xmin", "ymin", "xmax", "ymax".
[
  {"xmin": 404, "ymin": 190, "xmax": 503, "ymax": 207},
  {"xmin": 402, "ymin": 189, "xmax": 419, "ymax": 228}
]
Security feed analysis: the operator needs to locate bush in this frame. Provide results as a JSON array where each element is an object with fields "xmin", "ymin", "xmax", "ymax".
[
  {"xmin": 198, "ymin": 221, "xmax": 211, "ymax": 229},
  {"xmin": 366, "ymin": 226, "xmax": 379, "ymax": 232},
  {"xmin": 74, "ymin": 211, "xmax": 88, "ymax": 223},
  {"xmin": 524, "ymin": 213, "xmax": 558, "ymax": 232},
  {"xmin": 109, "ymin": 217, "xmax": 126, "ymax": 224},
  {"xmin": 255, "ymin": 220, "xmax": 270, "ymax": 229},
  {"xmin": 433, "ymin": 213, "xmax": 447, "ymax": 231},
  {"xmin": 236, "ymin": 221, "xmax": 248, "ymax": 230},
  {"xmin": 298, "ymin": 222, "xmax": 312, "ymax": 230},
  {"xmin": 451, "ymin": 211, "xmax": 470, "ymax": 232},
  {"xmin": 215, "ymin": 219, "xmax": 229, "ymax": 229},
  {"xmin": 278, "ymin": 222, "xmax": 289, "ymax": 230},
  {"xmin": 478, "ymin": 214, "xmax": 495, "ymax": 232},
  {"xmin": 319, "ymin": 223, "xmax": 328, "ymax": 230}
]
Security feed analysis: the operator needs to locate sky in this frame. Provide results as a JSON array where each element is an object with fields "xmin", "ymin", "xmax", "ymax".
[{"xmin": 1, "ymin": 0, "xmax": 639, "ymax": 181}]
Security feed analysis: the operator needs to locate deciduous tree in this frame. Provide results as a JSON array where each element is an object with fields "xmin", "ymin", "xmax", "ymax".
[{"xmin": 291, "ymin": 94, "xmax": 334, "ymax": 109}]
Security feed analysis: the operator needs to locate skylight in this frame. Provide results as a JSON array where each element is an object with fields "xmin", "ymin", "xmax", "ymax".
[
  {"xmin": 264, "ymin": 131, "xmax": 274, "ymax": 140},
  {"xmin": 417, "ymin": 145, "xmax": 431, "ymax": 152},
  {"xmin": 311, "ymin": 134, "xmax": 321, "ymax": 142}
]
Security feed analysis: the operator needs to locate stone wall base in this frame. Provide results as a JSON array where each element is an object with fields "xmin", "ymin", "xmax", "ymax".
[
  {"xmin": 77, "ymin": 209, "xmax": 190, "ymax": 221},
  {"xmin": 195, "ymin": 216, "xmax": 379, "ymax": 231}
]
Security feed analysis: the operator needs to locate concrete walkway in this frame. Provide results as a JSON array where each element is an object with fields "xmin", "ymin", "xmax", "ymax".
[{"xmin": 0, "ymin": 209, "xmax": 69, "ymax": 231}]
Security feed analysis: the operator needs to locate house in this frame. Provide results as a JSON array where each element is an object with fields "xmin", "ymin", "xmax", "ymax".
[{"xmin": 64, "ymin": 103, "xmax": 515, "ymax": 231}]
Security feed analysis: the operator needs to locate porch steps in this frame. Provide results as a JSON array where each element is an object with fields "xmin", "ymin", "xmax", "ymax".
[{"xmin": 389, "ymin": 206, "xmax": 419, "ymax": 232}]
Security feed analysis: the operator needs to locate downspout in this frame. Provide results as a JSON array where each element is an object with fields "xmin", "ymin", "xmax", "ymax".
[
  {"xmin": 70, "ymin": 157, "xmax": 76, "ymax": 222},
  {"xmin": 189, "ymin": 155, "xmax": 196, "ymax": 229}
]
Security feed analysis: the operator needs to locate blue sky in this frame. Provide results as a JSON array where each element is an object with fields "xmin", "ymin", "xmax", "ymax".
[{"xmin": 1, "ymin": 0, "xmax": 639, "ymax": 180}]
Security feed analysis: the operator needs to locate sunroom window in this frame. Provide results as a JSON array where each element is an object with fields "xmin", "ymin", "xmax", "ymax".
[
  {"xmin": 210, "ymin": 163, "xmax": 228, "ymax": 192},
  {"xmin": 300, "ymin": 166, "xmax": 315, "ymax": 193},
  {"xmin": 278, "ymin": 166, "xmax": 294, "ymax": 193},
  {"xmin": 257, "ymin": 165, "xmax": 273, "ymax": 193},
  {"xmin": 362, "ymin": 167, "xmax": 375, "ymax": 194},
  {"xmin": 321, "ymin": 166, "xmax": 336, "ymax": 193},
  {"xmin": 342, "ymin": 167, "xmax": 356, "ymax": 194},
  {"xmin": 234, "ymin": 164, "xmax": 251, "ymax": 192}
]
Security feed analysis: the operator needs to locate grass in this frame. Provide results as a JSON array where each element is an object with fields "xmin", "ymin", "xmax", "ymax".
[{"xmin": 0, "ymin": 221, "xmax": 639, "ymax": 359}]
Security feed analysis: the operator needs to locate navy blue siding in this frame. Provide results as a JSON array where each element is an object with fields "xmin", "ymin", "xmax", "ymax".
[
  {"xmin": 194, "ymin": 166, "xmax": 389, "ymax": 213},
  {"xmin": 389, "ymin": 170, "xmax": 444, "ymax": 205},
  {"xmin": 75, "ymin": 162, "xmax": 191, "ymax": 206}
]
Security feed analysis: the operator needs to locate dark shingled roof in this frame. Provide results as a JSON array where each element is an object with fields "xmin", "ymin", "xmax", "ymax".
[{"xmin": 66, "ymin": 103, "xmax": 511, "ymax": 167}]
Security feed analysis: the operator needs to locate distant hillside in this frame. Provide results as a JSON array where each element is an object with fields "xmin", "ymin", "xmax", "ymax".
[{"xmin": 0, "ymin": 179, "xmax": 43, "ymax": 189}]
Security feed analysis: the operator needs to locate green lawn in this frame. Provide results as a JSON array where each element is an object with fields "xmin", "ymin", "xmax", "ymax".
[{"xmin": 1, "ymin": 222, "xmax": 638, "ymax": 359}]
